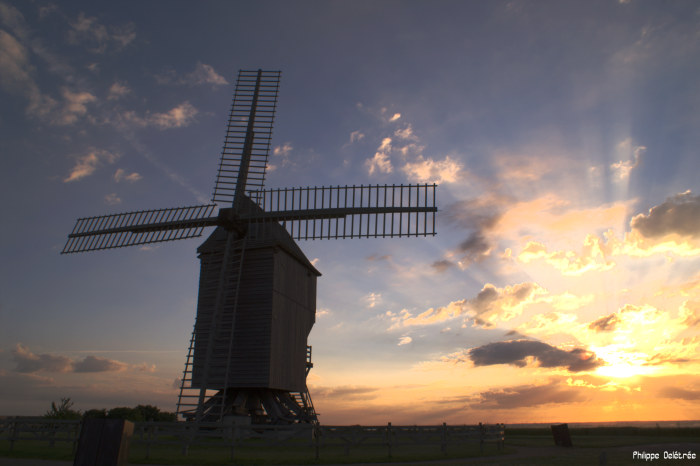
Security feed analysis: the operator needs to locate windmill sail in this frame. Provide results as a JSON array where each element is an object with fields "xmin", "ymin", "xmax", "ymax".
[
  {"xmin": 212, "ymin": 69, "xmax": 281, "ymax": 205},
  {"xmin": 62, "ymin": 204, "xmax": 217, "ymax": 253},
  {"xmin": 247, "ymin": 184, "xmax": 437, "ymax": 239}
]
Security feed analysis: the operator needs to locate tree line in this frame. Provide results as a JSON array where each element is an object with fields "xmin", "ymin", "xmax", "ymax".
[{"xmin": 44, "ymin": 397, "xmax": 177, "ymax": 422}]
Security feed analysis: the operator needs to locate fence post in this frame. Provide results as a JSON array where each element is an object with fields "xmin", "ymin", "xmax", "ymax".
[
  {"xmin": 72, "ymin": 420, "xmax": 81, "ymax": 455},
  {"xmin": 479, "ymin": 422, "xmax": 484, "ymax": 454},
  {"xmin": 9, "ymin": 416, "xmax": 17, "ymax": 452},
  {"xmin": 441, "ymin": 422, "xmax": 447, "ymax": 455},
  {"xmin": 387, "ymin": 422, "xmax": 392, "ymax": 458}
]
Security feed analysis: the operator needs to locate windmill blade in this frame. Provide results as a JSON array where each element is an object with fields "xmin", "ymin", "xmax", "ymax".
[
  {"xmin": 212, "ymin": 69, "xmax": 281, "ymax": 205},
  {"xmin": 247, "ymin": 184, "xmax": 437, "ymax": 240},
  {"xmin": 62, "ymin": 204, "xmax": 217, "ymax": 253}
]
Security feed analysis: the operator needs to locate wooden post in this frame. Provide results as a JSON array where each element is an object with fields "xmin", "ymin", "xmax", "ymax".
[
  {"xmin": 9, "ymin": 416, "xmax": 17, "ymax": 452},
  {"xmin": 314, "ymin": 423, "xmax": 320, "ymax": 460},
  {"xmin": 73, "ymin": 419, "xmax": 134, "ymax": 466},
  {"xmin": 441, "ymin": 422, "xmax": 447, "ymax": 455},
  {"xmin": 387, "ymin": 422, "xmax": 392, "ymax": 458},
  {"xmin": 479, "ymin": 422, "xmax": 484, "ymax": 454}
]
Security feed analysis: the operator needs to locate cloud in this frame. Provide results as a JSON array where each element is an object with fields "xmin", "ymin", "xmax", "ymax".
[
  {"xmin": 471, "ymin": 383, "xmax": 583, "ymax": 409},
  {"xmin": 104, "ymin": 193, "xmax": 121, "ymax": 205},
  {"xmin": 53, "ymin": 88, "xmax": 96, "ymax": 125},
  {"xmin": 466, "ymin": 339, "xmax": 604, "ymax": 372},
  {"xmin": 12, "ymin": 344, "xmax": 73, "ymax": 373},
  {"xmin": 67, "ymin": 12, "xmax": 135, "ymax": 53},
  {"xmin": 394, "ymin": 125, "xmax": 417, "ymax": 141},
  {"xmin": 389, "ymin": 282, "xmax": 546, "ymax": 330},
  {"xmin": 156, "ymin": 62, "xmax": 228, "ymax": 86},
  {"xmin": 118, "ymin": 102, "xmax": 198, "ymax": 129},
  {"xmin": 630, "ymin": 191, "xmax": 700, "ymax": 239},
  {"xmin": 469, "ymin": 283, "xmax": 546, "ymax": 328},
  {"xmin": 658, "ymin": 386, "xmax": 700, "ymax": 401},
  {"xmin": 388, "ymin": 112, "xmax": 401, "ymax": 122},
  {"xmin": 0, "ymin": 29, "xmax": 31, "ymax": 92},
  {"xmin": 64, "ymin": 148, "xmax": 119, "ymax": 182},
  {"xmin": 679, "ymin": 301, "xmax": 700, "ymax": 328},
  {"xmin": 610, "ymin": 139, "xmax": 644, "ymax": 182},
  {"xmin": 114, "ymin": 168, "xmax": 141, "ymax": 183},
  {"xmin": 402, "ymin": 155, "xmax": 462, "ymax": 184},
  {"xmin": 349, "ymin": 130, "xmax": 364, "ymax": 143},
  {"xmin": 149, "ymin": 102, "xmax": 197, "ymax": 129},
  {"xmin": 455, "ymin": 232, "xmax": 492, "ymax": 265},
  {"xmin": 364, "ymin": 292, "xmax": 381, "ymax": 309},
  {"xmin": 517, "ymin": 235, "xmax": 615, "ymax": 276},
  {"xmin": 185, "ymin": 62, "xmax": 228, "ymax": 85},
  {"xmin": 273, "ymin": 142, "xmax": 293, "ymax": 157},
  {"xmin": 11, "ymin": 344, "xmax": 137, "ymax": 374},
  {"xmin": 588, "ymin": 313, "xmax": 620, "ymax": 332},
  {"xmin": 398, "ymin": 336, "xmax": 412, "ymax": 346},
  {"xmin": 73, "ymin": 355, "xmax": 127, "ymax": 373},
  {"xmin": 310, "ymin": 385, "xmax": 380, "ymax": 400},
  {"xmin": 366, "ymin": 137, "xmax": 393, "ymax": 175},
  {"xmin": 431, "ymin": 259, "xmax": 454, "ymax": 273},
  {"xmin": 107, "ymin": 81, "xmax": 130, "ymax": 100}
]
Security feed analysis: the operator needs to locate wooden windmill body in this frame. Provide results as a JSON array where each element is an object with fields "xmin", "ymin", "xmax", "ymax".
[{"xmin": 63, "ymin": 69, "xmax": 437, "ymax": 424}]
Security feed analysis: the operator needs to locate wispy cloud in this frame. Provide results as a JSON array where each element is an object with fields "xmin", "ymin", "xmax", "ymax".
[
  {"xmin": 610, "ymin": 139, "xmax": 644, "ymax": 182},
  {"xmin": 117, "ymin": 102, "xmax": 198, "ymax": 129},
  {"xmin": 402, "ymin": 155, "xmax": 462, "ymax": 184},
  {"xmin": 113, "ymin": 168, "xmax": 141, "ymax": 183},
  {"xmin": 107, "ymin": 81, "xmax": 130, "ymax": 100},
  {"xmin": 64, "ymin": 148, "xmax": 119, "ymax": 182},
  {"xmin": 67, "ymin": 12, "xmax": 135, "ymax": 53},
  {"xmin": 155, "ymin": 62, "xmax": 228, "ymax": 86},
  {"xmin": 365, "ymin": 137, "xmax": 393, "ymax": 175}
]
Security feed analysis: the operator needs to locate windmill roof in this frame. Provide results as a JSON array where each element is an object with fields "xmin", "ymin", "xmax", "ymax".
[{"xmin": 197, "ymin": 223, "xmax": 321, "ymax": 276}]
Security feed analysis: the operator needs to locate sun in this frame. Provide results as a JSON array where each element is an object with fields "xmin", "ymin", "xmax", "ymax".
[{"xmin": 591, "ymin": 346, "xmax": 659, "ymax": 379}]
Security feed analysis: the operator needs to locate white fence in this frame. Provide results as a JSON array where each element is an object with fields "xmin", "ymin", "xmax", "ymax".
[{"xmin": 0, "ymin": 416, "xmax": 505, "ymax": 461}]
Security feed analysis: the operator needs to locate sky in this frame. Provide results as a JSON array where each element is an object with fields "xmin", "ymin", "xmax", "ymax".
[{"xmin": 1, "ymin": 0, "xmax": 699, "ymax": 425}]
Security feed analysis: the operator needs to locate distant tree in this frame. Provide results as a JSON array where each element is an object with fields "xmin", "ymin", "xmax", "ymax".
[
  {"xmin": 107, "ymin": 406, "xmax": 143, "ymax": 422},
  {"xmin": 83, "ymin": 408, "xmax": 107, "ymax": 419},
  {"xmin": 156, "ymin": 410, "xmax": 177, "ymax": 422},
  {"xmin": 135, "ymin": 404, "xmax": 160, "ymax": 422},
  {"xmin": 134, "ymin": 404, "xmax": 177, "ymax": 422},
  {"xmin": 44, "ymin": 397, "xmax": 82, "ymax": 420}
]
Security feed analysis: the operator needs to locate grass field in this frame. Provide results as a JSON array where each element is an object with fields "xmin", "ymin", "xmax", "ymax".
[{"xmin": 1, "ymin": 426, "xmax": 698, "ymax": 464}]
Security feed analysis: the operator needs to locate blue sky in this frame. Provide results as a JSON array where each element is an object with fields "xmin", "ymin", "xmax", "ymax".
[{"xmin": 1, "ymin": 0, "xmax": 700, "ymax": 424}]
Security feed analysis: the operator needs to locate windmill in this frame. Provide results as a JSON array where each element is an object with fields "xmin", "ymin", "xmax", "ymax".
[{"xmin": 62, "ymin": 69, "xmax": 437, "ymax": 424}]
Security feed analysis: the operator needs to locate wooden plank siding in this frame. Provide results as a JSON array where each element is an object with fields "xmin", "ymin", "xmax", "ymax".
[{"xmin": 192, "ymin": 225, "xmax": 318, "ymax": 392}]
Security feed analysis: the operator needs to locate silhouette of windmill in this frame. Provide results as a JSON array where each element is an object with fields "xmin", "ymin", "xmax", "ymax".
[{"xmin": 62, "ymin": 69, "xmax": 437, "ymax": 424}]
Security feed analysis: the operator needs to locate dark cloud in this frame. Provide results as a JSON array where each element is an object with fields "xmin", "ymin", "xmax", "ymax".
[
  {"xmin": 588, "ymin": 313, "xmax": 620, "ymax": 332},
  {"xmin": 73, "ymin": 355, "xmax": 126, "ymax": 373},
  {"xmin": 441, "ymin": 197, "xmax": 508, "ymax": 267},
  {"xmin": 431, "ymin": 259, "xmax": 455, "ymax": 273},
  {"xmin": 471, "ymin": 383, "xmax": 583, "ymax": 410},
  {"xmin": 12, "ymin": 344, "xmax": 72, "ymax": 373},
  {"xmin": 631, "ymin": 191, "xmax": 700, "ymax": 238},
  {"xmin": 468, "ymin": 339, "xmax": 604, "ymax": 372},
  {"xmin": 658, "ymin": 386, "xmax": 700, "ymax": 401},
  {"xmin": 12, "ymin": 344, "xmax": 127, "ymax": 374},
  {"xmin": 456, "ymin": 232, "xmax": 491, "ymax": 264},
  {"xmin": 469, "ymin": 283, "xmax": 538, "ymax": 318},
  {"xmin": 443, "ymin": 198, "xmax": 503, "ymax": 230}
]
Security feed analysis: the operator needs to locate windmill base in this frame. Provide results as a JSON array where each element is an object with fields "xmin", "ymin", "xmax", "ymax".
[{"xmin": 182, "ymin": 387, "xmax": 317, "ymax": 424}]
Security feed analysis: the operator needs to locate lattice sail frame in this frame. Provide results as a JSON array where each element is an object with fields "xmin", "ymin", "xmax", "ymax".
[
  {"xmin": 247, "ymin": 184, "xmax": 437, "ymax": 240},
  {"xmin": 212, "ymin": 69, "xmax": 280, "ymax": 205},
  {"xmin": 62, "ymin": 204, "xmax": 217, "ymax": 253}
]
